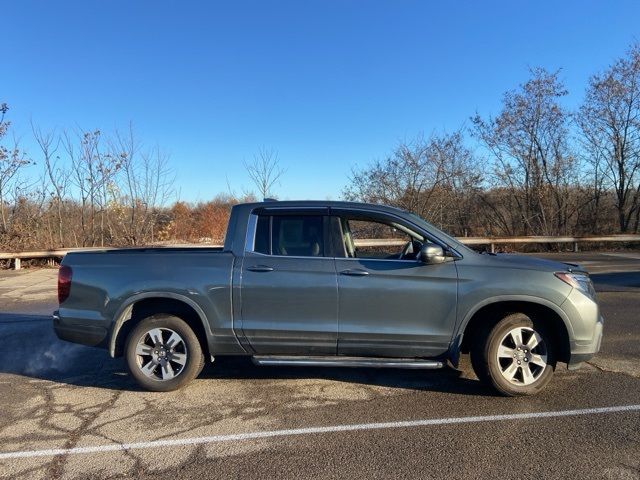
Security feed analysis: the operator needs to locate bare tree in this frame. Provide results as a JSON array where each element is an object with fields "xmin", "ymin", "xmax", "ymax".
[
  {"xmin": 345, "ymin": 134, "xmax": 443, "ymax": 217},
  {"xmin": 577, "ymin": 44, "xmax": 640, "ymax": 232},
  {"xmin": 344, "ymin": 131, "xmax": 482, "ymax": 233},
  {"xmin": 471, "ymin": 68, "xmax": 580, "ymax": 236},
  {"xmin": 62, "ymin": 128, "xmax": 124, "ymax": 246},
  {"xmin": 109, "ymin": 126, "xmax": 173, "ymax": 245},
  {"xmin": 32, "ymin": 123, "xmax": 69, "ymax": 246},
  {"xmin": 0, "ymin": 103, "xmax": 33, "ymax": 237},
  {"xmin": 429, "ymin": 131, "xmax": 483, "ymax": 234},
  {"xmin": 63, "ymin": 129, "xmax": 100, "ymax": 245},
  {"xmin": 244, "ymin": 148, "xmax": 285, "ymax": 199}
]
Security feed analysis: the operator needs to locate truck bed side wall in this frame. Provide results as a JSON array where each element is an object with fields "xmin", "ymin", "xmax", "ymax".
[{"xmin": 58, "ymin": 250, "xmax": 244, "ymax": 355}]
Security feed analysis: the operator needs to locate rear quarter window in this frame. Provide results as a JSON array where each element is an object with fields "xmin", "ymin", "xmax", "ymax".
[{"xmin": 254, "ymin": 215, "xmax": 270, "ymax": 254}]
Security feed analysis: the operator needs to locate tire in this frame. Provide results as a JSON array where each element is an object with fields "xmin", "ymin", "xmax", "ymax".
[
  {"xmin": 125, "ymin": 314, "xmax": 205, "ymax": 392},
  {"xmin": 470, "ymin": 313, "xmax": 556, "ymax": 396}
]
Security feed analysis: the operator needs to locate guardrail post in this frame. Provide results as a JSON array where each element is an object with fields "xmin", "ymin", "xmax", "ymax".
[
  {"xmin": 13, "ymin": 258, "xmax": 21, "ymax": 270},
  {"xmin": 490, "ymin": 243, "xmax": 496, "ymax": 253},
  {"xmin": 573, "ymin": 242, "xmax": 579, "ymax": 253}
]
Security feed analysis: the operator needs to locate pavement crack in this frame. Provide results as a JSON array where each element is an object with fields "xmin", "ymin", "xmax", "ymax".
[
  {"xmin": 45, "ymin": 390, "xmax": 122, "ymax": 480},
  {"xmin": 587, "ymin": 361, "xmax": 607, "ymax": 372},
  {"xmin": 586, "ymin": 359, "xmax": 640, "ymax": 378}
]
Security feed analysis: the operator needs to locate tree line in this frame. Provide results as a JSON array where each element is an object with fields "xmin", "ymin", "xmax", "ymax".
[
  {"xmin": 347, "ymin": 44, "xmax": 640, "ymax": 237},
  {"xmin": 0, "ymin": 113, "xmax": 262, "ymax": 251},
  {"xmin": 1, "ymin": 43, "xmax": 639, "ymax": 254}
]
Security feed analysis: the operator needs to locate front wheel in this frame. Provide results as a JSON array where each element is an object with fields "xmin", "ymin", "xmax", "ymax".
[
  {"xmin": 471, "ymin": 313, "xmax": 556, "ymax": 396},
  {"xmin": 125, "ymin": 314, "xmax": 205, "ymax": 392}
]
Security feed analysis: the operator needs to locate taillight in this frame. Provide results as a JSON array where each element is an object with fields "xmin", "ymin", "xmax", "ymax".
[{"xmin": 58, "ymin": 265, "xmax": 72, "ymax": 303}]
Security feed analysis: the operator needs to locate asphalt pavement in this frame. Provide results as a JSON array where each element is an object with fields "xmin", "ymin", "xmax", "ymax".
[{"xmin": 0, "ymin": 252, "xmax": 638, "ymax": 479}]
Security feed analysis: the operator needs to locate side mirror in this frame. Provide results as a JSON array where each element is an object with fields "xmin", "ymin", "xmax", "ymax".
[{"xmin": 419, "ymin": 244, "xmax": 446, "ymax": 264}]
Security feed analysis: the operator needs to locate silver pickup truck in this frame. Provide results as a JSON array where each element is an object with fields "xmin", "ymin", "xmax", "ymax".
[{"xmin": 54, "ymin": 201, "xmax": 603, "ymax": 396}]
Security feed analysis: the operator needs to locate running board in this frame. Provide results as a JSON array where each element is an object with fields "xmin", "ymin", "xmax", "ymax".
[{"xmin": 251, "ymin": 355, "xmax": 444, "ymax": 369}]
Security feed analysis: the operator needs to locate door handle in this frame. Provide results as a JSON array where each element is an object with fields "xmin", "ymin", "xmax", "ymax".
[
  {"xmin": 247, "ymin": 265, "xmax": 274, "ymax": 272},
  {"xmin": 340, "ymin": 269, "xmax": 369, "ymax": 277}
]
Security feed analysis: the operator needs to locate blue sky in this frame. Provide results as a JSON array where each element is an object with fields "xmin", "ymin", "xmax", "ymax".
[{"xmin": 3, "ymin": 1, "xmax": 640, "ymax": 202}]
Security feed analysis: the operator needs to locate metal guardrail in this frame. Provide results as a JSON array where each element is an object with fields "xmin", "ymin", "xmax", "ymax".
[
  {"xmin": 460, "ymin": 234, "xmax": 640, "ymax": 253},
  {"xmin": 355, "ymin": 235, "xmax": 640, "ymax": 253},
  {"xmin": 461, "ymin": 234, "xmax": 640, "ymax": 245},
  {"xmin": 1, "ymin": 235, "xmax": 640, "ymax": 269},
  {"xmin": 0, "ymin": 245, "xmax": 221, "ymax": 270},
  {"xmin": 0, "ymin": 247, "xmax": 96, "ymax": 261}
]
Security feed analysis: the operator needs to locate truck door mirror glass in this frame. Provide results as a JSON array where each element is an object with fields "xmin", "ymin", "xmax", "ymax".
[{"xmin": 419, "ymin": 244, "xmax": 446, "ymax": 264}]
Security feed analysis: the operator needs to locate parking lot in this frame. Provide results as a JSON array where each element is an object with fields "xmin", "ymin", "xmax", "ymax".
[{"xmin": 0, "ymin": 252, "xmax": 639, "ymax": 479}]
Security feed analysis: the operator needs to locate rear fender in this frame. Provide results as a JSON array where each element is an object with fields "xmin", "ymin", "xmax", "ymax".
[{"xmin": 108, "ymin": 292, "xmax": 212, "ymax": 357}]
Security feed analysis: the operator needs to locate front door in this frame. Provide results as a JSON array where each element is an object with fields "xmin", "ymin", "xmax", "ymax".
[
  {"xmin": 239, "ymin": 212, "xmax": 338, "ymax": 354},
  {"xmin": 333, "ymin": 212, "xmax": 458, "ymax": 358}
]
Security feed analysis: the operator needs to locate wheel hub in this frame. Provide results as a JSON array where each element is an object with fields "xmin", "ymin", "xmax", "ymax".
[{"xmin": 153, "ymin": 346, "xmax": 169, "ymax": 360}]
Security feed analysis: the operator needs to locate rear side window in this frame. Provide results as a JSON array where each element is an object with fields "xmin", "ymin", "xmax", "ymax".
[
  {"xmin": 252, "ymin": 214, "xmax": 324, "ymax": 257},
  {"xmin": 272, "ymin": 216, "xmax": 323, "ymax": 257}
]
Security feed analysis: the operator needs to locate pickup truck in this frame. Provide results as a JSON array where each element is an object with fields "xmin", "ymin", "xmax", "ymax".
[{"xmin": 54, "ymin": 200, "xmax": 603, "ymax": 396}]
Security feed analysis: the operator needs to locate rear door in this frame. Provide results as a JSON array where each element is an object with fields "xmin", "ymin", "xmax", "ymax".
[
  {"xmin": 332, "ymin": 210, "xmax": 458, "ymax": 358},
  {"xmin": 239, "ymin": 208, "xmax": 338, "ymax": 354}
]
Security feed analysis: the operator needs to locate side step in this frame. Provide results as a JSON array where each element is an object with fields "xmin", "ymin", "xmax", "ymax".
[{"xmin": 251, "ymin": 355, "xmax": 444, "ymax": 369}]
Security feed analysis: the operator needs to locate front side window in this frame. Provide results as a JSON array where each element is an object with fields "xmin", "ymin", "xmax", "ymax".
[
  {"xmin": 340, "ymin": 217, "xmax": 424, "ymax": 260},
  {"xmin": 252, "ymin": 214, "xmax": 324, "ymax": 257}
]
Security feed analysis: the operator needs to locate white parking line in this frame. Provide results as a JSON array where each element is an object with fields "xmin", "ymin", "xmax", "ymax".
[{"xmin": 2, "ymin": 404, "xmax": 639, "ymax": 460}]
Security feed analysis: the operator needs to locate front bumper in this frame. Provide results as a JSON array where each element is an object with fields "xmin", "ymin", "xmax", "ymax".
[
  {"xmin": 560, "ymin": 288, "xmax": 604, "ymax": 369},
  {"xmin": 567, "ymin": 315, "xmax": 603, "ymax": 369},
  {"xmin": 53, "ymin": 310, "xmax": 108, "ymax": 347}
]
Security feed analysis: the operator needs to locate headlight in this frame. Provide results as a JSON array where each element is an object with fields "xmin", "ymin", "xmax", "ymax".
[{"xmin": 554, "ymin": 272, "xmax": 596, "ymax": 300}]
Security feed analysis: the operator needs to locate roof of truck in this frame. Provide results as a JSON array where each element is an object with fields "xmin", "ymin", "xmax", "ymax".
[
  {"xmin": 235, "ymin": 200, "xmax": 411, "ymax": 215},
  {"xmin": 224, "ymin": 200, "xmax": 471, "ymax": 255}
]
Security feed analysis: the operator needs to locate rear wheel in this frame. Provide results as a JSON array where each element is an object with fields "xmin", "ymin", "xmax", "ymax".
[
  {"xmin": 470, "ymin": 313, "xmax": 555, "ymax": 396},
  {"xmin": 125, "ymin": 314, "xmax": 205, "ymax": 392}
]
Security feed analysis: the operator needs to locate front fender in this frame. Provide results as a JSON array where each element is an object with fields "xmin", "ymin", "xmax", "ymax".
[{"xmin": 449, "ymin": 294, "xmax": 575, "ymax": 363}]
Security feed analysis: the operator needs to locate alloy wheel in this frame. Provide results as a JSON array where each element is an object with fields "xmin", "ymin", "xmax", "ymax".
[
  {"xmin": 496, "ymin": 326, "xmax": 548, "ymax": 386},
  {"xmin": 134, "ymin": 327, "xmax": 188, "ymax": 381}
]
